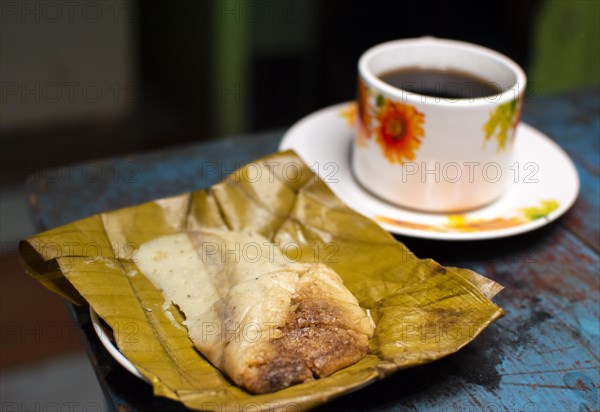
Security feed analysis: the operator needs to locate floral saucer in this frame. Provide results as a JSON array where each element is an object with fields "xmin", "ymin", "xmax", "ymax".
[{"xmin": 280, "ymin": 102, "xmax": 579, "ymax": 240}]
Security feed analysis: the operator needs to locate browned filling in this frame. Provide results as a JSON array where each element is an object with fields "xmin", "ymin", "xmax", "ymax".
[{"xmin": 243, "ymin": 289, "xmax": 369, "ymax": 394}]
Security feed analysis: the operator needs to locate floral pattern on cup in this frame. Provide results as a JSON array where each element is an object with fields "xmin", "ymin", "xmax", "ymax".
[
  {"xmin": 356, "ymin": 78, "xmax": 372, "ymax": 148},
  {"xmin": 353, "ymin": 80, "xmax": 426, "ymax": 164},
  {"xmin": 339, "ymin": 104, "xmax": 357, "ymax": 126},
  {"xmin": 484, "ymin": 98, "xmax": 522, "ymax": 151},
  {"xmin": 375, "ymin": 98, "xmax": 425, "ymax": 164}
]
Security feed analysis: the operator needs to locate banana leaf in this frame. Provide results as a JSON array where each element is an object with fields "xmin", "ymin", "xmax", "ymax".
[{"xmin": 19, "ymin": 151, "xmax": 503, "ymax": 411}]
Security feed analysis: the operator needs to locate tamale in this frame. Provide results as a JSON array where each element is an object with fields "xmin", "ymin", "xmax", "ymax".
[
  {"xmin": 19, "ymin": 151, "xmax": 503, "ymax": 411},
  {"xmin": 135, "ymin": 229, "xmax": 374, "ymax": 393}
]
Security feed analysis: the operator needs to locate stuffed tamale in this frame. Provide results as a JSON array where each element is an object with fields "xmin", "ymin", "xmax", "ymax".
[{"xmin": 135, "ymin": 228, "xmax": 375, "ymax": 394}]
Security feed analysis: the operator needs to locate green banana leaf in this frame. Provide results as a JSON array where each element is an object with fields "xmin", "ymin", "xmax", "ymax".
[{"xmin": 19, "ymin": 151, "xmax": 503, "ymax": 411}]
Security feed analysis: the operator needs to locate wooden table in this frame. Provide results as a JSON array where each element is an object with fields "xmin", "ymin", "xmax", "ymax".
[{"xmin": 26, "ymin": 87, "xmax": 599, "ymax": 411}]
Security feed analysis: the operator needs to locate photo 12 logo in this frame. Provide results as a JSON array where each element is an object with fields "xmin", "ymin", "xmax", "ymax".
[
  {"xmin": 198, "ymin": 402, "xmax": 301, "ymax": 412},
  {"xmin": 199, "ymin": 240, "xmax": 338, "ymax": 264},
  {"xmin": 22, "ymin": 239, "xmax": 139, "ymax": 264},
  {"xmin": 1, "ymin": 321, "xmax": 80, "ymax": 346},
  {"xmin": 434, "ymin": 400, "xmax": 538, "ymax": 412},
  {"xmin": 1, "ymin": 81, "xmax": 136, "ymax": 105},
  {"xmin": 1, "ymin": 1, "xmax": 136, "ymax": 24},
  {"xmin": 205, "ymin": 160, "xmax": 340, "ymax": 184},
  {"xmin": 1, "ymin": 402, "xmax": 104, "ymax": 412},
  {"xmin": 397, "ymin": 161, "xmax": 540, "ymax": 184}
]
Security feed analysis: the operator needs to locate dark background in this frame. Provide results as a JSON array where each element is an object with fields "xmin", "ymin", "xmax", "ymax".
[
  {"xmin": 137, "ymin": 0, "xmax": 540, "ymax": 146},
  {"xmin": 1, "ymin": 0, "xmax": 598, "ymax": 183}
]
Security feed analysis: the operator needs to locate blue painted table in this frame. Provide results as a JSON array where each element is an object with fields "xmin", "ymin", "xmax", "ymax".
[{"xmin": 26, "ymin": 87, "xmax": 599, "ymax": 411}]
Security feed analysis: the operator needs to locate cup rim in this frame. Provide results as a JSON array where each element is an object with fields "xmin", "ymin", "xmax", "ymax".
[{"xmin": 358, "ymin": 37, "xmax": 527, "ymax": 107}]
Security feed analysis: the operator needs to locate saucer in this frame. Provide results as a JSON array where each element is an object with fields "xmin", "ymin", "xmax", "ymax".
[{"xmin": 280, "ymin": 102, "xmax": 579, "ymax": 240}]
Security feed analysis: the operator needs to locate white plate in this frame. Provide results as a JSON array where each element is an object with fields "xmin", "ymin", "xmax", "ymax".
[
  {"xmin": 280, "ymin": 102, "xmax": 579, "ymax": 240},
  {"xmin": 90, "ymin": 307, "xmax": 149, "ymax": 382}
]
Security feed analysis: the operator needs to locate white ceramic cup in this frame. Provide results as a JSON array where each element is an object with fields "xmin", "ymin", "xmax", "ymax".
[{"xmin": 352, "ymin": 37, "xmax": 526, "ymax": 212}]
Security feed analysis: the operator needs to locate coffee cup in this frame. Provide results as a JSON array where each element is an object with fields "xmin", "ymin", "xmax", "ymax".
[{"xmin": 352, "ymin": 37, "xmax": 526, "ymax": 212}]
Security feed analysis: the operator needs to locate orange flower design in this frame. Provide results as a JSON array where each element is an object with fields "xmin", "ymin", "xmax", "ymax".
[
  {"xmin": 339, "ymin": 103, "xmax": 357, "ymax": 125},
  {"xmin": 356, "ymin": 78, "xmax": 372, "ymax": 146},
  {"xmin": 357, "ymin": 79, "xmax": 371, "ymax": 127},
  {"xmin": 375, "ymin": 100, "xmax": 425, "ymax": 164}
]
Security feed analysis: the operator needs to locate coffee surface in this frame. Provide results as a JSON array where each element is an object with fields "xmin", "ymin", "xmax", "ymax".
[{"xmin": 378, "ymin": 67, "xmax": 501, "ymax": 99}]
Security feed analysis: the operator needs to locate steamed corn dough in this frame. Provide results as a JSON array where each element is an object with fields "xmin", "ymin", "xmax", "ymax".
[{"xmin": 135, "ymin": 229, "xmax": 375, "ymax": 394}]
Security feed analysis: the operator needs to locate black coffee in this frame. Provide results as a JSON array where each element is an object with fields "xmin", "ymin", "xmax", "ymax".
[{"xmin": 378, "ymin": 67, "xmax": 501, "ymax": 99}]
